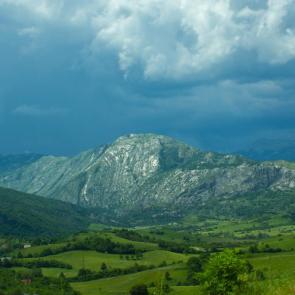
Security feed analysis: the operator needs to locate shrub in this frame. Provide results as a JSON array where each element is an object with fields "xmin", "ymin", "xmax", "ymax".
[{"xmin": 201, "ymin": 250, "xmax": 252, "ymax": 295}]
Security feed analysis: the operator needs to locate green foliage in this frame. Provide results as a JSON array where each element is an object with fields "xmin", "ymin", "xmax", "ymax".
[
  {"xmin": 186, "ymin": 256, "xmax": 204, "ymax": 285},
  {"xmin": 114, "ymin": 229, "xmax": 153, "ymax": 243},
  {"xmin": 0, "ymin": 268, "xmax": 79, "ymax": 295},
  {"xmin": 158, "ymin": 240, "xmax": 196, "ymax": 254},
  {"xmin": 201, "ymin": 250, "xmax": 252, "ymax": 295},
  {"xmin": 19, "ymin": 235, "xmax": 138, "ymax": 258},
  {"xmin": 0, "ymin": 258, "xmax": 73, "ymax": 269},
  {"xmin": 248, "ymin": 243, "xmax": 282, "ymax": 254}
]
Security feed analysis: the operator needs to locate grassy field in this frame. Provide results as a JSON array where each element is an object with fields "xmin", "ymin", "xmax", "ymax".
[
  {"xmin": 41, "ymin": 267, "xmax": 77, "ymax": 278},
  {"xmin": 23, "ymin": 249, "xmax": 190, "ymax": 272},
  {"xmin": 249, "ymin": 251, "xmax": 295, "ymax": 279},
  {"xmin": 102, "ymin": 232, "xmax": 159, "ymax": 251},
  {"xmin": 72, "ymin": 265, "xmax": 191, "ymax": 295},
  {"xmin": 75, "ymin": 232, "xmax": 159, "ymax": 251},
  {"xmin": 19, "ymin": 242, "xmax": 66, "ymax": 256}
]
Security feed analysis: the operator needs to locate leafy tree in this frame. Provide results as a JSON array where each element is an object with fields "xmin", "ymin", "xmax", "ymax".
[
  {"xmin": 59, "ymin": 272, "xmax": 67, "ymax": 289},
  {"xmin": 201, "ymin": 250, "xmax": 252, "ymax": 295},
  {"xmin": 186, "ymin": 256, "xmax": 203, "ymax": 285},
  {"xmin": 78, "ymin": 268, "xmax": 93, "ymax": 278},
  {"xmin": 130, "ymin": 284, "xmax": 149, "ymax": 295}
]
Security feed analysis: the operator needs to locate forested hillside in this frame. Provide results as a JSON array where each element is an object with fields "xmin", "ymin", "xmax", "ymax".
[{"xmin": 0, "ymin": 187, "xmax": 90, "ymax": 237}]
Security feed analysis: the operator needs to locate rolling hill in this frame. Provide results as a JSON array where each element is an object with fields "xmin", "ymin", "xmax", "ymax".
[{"xmin": 0, "ymin": 187, "xmax": 90, "ymax": 237}]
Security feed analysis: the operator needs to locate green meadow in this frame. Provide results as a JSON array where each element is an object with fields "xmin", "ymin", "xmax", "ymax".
[
  {"xmin": 71, "ymin": 265, "xmax": 193, "ymax": 295},
  {"xmin": 34, "ymin": 249, "xmax": 189, "ymax": 272}
]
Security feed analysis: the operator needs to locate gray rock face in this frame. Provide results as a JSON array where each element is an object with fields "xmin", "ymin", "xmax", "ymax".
[{"xmin": 0, "ymin": 133, "xmax": 294, "ymax": 216}]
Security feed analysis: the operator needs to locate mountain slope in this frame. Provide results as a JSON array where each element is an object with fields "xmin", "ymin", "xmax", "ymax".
[
  {"xmin": 0, "ymin": 134, "xmax": 295, "ymax": 223},
  {"xmin": 0, "ymin": 187, "xmax": 90, "ymax": 237}
]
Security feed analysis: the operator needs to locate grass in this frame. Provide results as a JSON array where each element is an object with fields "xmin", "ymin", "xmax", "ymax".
[
  {"xmin": 23, "ymin": 250, "xmax": 190, "ymax": 274},
  {"xmin": 19, "ymin": 242, "xmax": 66, "ymax": 256},
  {"xmin": 249, "ymin": 251, "xmax": 295, "ymax": 279},
  {"xmin": 103, "ymin": 233, "xmax": 159, "ymax": 251},
  {"xmin": 48, "ymin": 251, "xmax": 137, "ymax": 271},
  {"xmin": 41, "ymin": 267, "xmax": 77, "ymax": 278},
  {"xmin": 12, "ymin": 266, "xmax": 76, "ymax": 278},
  {"xmin": 71, "ymin": 265, "xmax": 189, "ymax": 295},
  {"xmin": 169, "ymin": 286, "xmax": 201, "ymax": 295},
  {"xmin": 258, "ymin": 235, "xmax": 295, "ymax": 251}
]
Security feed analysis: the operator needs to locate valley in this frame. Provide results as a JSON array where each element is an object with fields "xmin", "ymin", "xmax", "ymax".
[{"xmin": 2, "ymin": 216, "xmax": 295, "ymax": 294}]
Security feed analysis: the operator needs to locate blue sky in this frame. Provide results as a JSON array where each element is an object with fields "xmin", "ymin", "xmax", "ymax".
[{"xmin": 0, "ymin": 0, "xmax": 294, "ymax": 155}]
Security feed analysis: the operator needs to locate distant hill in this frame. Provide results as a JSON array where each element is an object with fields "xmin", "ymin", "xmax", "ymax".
[
  {"xmin": 239, "ymin": 138, "xmax": 295, "ymax": 161},
  {"xmin": 0, "ymin": 133, "xmax": 295, "ymax": 224},
  {"xmin": 0, "ymin": 153, "xmax": 43, "ymax": 172},
  {"xmin": 0, "ymin": 187, "xmax": 90, "ymax": 237}
]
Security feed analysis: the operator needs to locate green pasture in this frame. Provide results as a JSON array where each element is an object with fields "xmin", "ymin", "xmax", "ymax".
[
  {"xmin": 249, "ymin": 251, "xmax": 295, "ymax": 279},
  {"xmin": 19, "ymin": 242, "xmax": 66, "ymax": 256},
  {"xmin": 41, "ymin": 267, "xmax": 77, "ymax": 278},
  {"xmin": 24, "ymin": 250, "xmax": 190, "ymax": 274},
  {"xmin": 71, "ymin": 265, "xmax": 190, "ymax": 295}
]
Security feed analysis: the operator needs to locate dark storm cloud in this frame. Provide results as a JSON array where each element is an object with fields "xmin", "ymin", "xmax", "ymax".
[{"xmin": 0, "ymin": 0, "xmax": 294, "ymax": 154}]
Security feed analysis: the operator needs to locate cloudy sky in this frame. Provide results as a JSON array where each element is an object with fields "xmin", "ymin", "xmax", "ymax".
[{"xmin": 0, "ymin": 0, "xmax": 294, "ymax": 155}]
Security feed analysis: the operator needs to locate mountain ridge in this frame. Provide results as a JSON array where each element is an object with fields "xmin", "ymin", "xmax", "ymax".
[
  {"xmin": 0, "ymin": 133, "xmax": 295, "ymax": 223},
  {"xmin": 238, "ymin": 138, "xmax": 295, "ymax": 161}
]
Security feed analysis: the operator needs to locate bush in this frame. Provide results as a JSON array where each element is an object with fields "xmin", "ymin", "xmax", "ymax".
[
  {"xmin": 130, "ymin": 284, "xmax": 149, "ymax": 295},
  {"xmin": 187, "ymin": 256, "xmax": 203, "ymax": 273}
]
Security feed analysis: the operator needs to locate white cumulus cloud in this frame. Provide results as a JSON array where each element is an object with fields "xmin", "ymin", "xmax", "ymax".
[
  {"xmin": 1, "ymin": 0, "xmax": 295, "ymax": 80},
  {"xmin": 92, "ymin": 0, "xmax": 240, "ymax": 79}
]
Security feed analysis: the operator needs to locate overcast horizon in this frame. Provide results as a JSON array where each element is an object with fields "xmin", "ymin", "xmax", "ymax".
[{"xmin": 1, "ymin": 0, "xmax": 295, "ymax": 155}]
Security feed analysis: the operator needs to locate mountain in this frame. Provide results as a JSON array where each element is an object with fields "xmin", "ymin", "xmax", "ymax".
[
  {"xmin": 239, "ymin": 138, "xmax": 295, "ymax": 161},
  {"xmin": 0, "ymin": 133, "xmax": 295, "ymax": 224},
  {"xmin": 0, "ymin": 153, "xmax": 43, "ymax": 172},
  {"xmin": 0, "ymin": 187, "xmax": 90, "ymax": 237}
]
